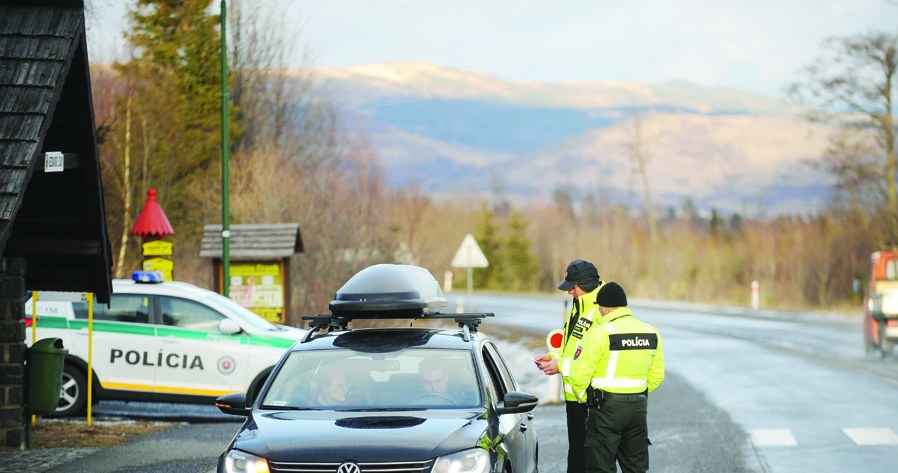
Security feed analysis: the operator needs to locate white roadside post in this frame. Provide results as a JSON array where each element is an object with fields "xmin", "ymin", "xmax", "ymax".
[
  {"xmin": 443, "ymin": 270, "xmax": 453, "ymax": 293},
  {"xmin": 450, "ymin": 234, "xmax": 489, "ymax": 295},
  {"xmin": 751, "ymin": 280, "xmax": 760, "ymax": 310}
]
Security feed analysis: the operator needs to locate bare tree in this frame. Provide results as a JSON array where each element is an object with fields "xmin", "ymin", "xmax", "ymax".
[
  {"xmin": 624, "ymin": 99, "xmax": 657, "ymax": 247},
  {"xmin": 813, "ymin": 128, "xmax": 888, "ymax": 215},
  {"xmin": 114, "ymin": 91, "xmax": 133, "ymax": 278},
  {"xmin": 790, "ymin": 31, "xmax": 898, "ymax": 244},
  {"xmin": 228, "ymin": 0, "xmax": 335, "ymax": 160}
]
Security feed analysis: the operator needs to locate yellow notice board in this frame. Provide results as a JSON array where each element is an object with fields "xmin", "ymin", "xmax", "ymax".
[
  {"xmin": 229, "ymin": 262, "xmax": 285, "ymax": 323},
  {"xmin": 143, "ymin": 257, "xmax": 173, "ymax": 282},
  {"xmin": 142, "ymin": 240, "xmax": 173, "ymax": 256}
]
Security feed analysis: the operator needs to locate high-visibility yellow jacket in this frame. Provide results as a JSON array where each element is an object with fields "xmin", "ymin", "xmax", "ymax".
[
  {"xmin": 562, "ymin": 307, "xmax": 664, "ymax": 403},
  {"xmin": 549, "ymin": 284, "xmax": 603, "ymax": 402}
]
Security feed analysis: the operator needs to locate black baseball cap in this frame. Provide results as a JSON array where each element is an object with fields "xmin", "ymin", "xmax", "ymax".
[{"xmin": 557, "ymin": 259, "xmax": 600, "ymax": 291}]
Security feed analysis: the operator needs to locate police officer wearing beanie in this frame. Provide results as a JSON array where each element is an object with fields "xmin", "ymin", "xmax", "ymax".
[
  {"xmin": 534, "ymin": 259, "xmax": 604, "ymax": 473},
  {"xmin": 566, "ymin": 282, "xmax": 665, "ymax": 473}
]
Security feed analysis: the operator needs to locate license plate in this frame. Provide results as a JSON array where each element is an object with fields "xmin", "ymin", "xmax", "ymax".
[{"xmin": 886, "ymin": 326, "xmax": 898, "ymax": 338}]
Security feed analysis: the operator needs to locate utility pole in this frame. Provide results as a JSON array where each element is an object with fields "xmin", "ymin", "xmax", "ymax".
[{"xmin": 220, "ymin": 0, "xmax": 231, "ymax": 296}]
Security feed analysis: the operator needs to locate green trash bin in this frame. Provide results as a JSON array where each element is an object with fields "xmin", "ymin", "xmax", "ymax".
[{"xmin": 26, "ymin": 337, "xmax": 68, "ymax": 415}]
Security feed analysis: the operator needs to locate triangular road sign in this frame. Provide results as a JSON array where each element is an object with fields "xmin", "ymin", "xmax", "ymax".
[{"xmin": 451, "ymin": 234, "xmax": 489, "ymax": 268}]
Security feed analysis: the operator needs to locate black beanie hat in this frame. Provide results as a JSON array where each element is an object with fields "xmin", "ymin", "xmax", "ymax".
[{"xmin": 596, "ymin": 282, "xmax": 627, "ymax": 307}]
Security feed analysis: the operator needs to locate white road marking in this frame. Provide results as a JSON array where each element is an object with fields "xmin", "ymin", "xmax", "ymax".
[
  {"xmin": 748, "ymin": 428, "xmax": 797, "ymax": 447},
  {"xmin": 842, "ymin": 428, "xmax": 898, "ymax": 445}
]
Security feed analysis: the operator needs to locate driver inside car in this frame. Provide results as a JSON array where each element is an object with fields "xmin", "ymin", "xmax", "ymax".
[{"xmin": 418, "ymin": 358, "xmax": 475, "ymax": 405}]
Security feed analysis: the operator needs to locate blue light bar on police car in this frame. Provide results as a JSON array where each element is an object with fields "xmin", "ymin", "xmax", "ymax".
[{"xmin": 132, "ymin": 270, "xmax": 165, "ymax": 283}]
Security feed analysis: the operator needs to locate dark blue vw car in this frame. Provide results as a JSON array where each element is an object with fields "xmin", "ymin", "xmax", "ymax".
[{"xmin": 215, "ymin": 264, "xmax": 539, "ymax": 473}]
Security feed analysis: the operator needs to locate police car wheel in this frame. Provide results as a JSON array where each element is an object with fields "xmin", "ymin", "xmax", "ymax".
[{"xmin": 54, "ymin": 364, "xmax": 87, "ymax": 417}]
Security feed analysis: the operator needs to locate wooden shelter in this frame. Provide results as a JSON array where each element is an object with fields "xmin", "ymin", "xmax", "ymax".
[
  {"xmin": 0, "ymin": 0, "xmax": 112, "ymax": 448},
  {"xmin": 199, "ymin": 224, "xmax": 304, "ymax": 324}
]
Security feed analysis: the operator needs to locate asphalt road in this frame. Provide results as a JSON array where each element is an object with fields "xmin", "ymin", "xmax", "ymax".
[
  {"xmin": 455, "ymin": 292, "xmax": 898, "ymax": 473},
  {"xmin": 9, "ymin": 293, "xmax": 897, "ymax": 472},
  {"xmin": 6, "ymin": 369, "xmax": 749, "ymax": 473}
]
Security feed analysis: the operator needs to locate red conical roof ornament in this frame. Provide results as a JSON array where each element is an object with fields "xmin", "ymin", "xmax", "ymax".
[{"xmin": 130, "ymin": 189, "xmax": 175, "ymax": 237}]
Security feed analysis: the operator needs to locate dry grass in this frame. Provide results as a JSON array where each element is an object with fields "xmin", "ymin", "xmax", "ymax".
[{"xmin": 31, "ymin": 419, "xmax": 177, "ymax": 448}]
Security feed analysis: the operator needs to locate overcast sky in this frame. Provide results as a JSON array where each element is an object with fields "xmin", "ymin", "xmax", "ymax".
[{"xmin": 86, "ymin": 0, "xmax": 897, "ymax": 96}]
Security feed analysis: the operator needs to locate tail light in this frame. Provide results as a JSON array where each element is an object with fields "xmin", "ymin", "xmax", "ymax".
[{"xmin": 25, "ymin": 317, "xmax": 34, "ymax": 328}]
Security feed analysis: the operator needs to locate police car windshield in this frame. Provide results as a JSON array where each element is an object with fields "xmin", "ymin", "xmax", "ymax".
[
  {"xmin": 203, "ymin": 292, "xmax": 280, "ymax": 331},
  {"xmin": 261, "ymin": 348, "xmax": 482, "ymax": 410}
]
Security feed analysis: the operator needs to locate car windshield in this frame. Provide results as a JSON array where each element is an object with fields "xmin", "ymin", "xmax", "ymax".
[
  {"xmin": 261, "ymin": 348, "xmax": 482, "ymax": 410},
  {"xmin": 203, "ymin": 292, "xmax": 280, "ymax": 331}
]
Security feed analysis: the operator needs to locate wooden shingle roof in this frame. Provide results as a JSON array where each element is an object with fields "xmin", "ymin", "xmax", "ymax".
[
  {"xmin": 0, "ymin": 0, "xmax": 112, "ymax": 302},
  {"xmin": 200, "ymin": 224, "xmax": 305, "ymax": 260}
]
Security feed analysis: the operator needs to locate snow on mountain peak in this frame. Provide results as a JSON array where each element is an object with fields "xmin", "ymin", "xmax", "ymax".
[{"xmin": 312, "ymin": 62, "xmax": 794, "ymax": 113}]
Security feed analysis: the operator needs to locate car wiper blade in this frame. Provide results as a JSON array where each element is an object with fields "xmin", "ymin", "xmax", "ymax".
[
  {"xmin": 260, "ymin": 405, "xmax": 315, "ymax": 410},
  {"xmin": 339, "ymin": 407, "xmax": 414, "ymax": 412}
]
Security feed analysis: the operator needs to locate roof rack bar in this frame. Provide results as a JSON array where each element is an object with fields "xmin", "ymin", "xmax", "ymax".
[
  {"xmin": 299, "ymin": 312, "xmax": 495, "ymax": 343},
  {"xmin": 422, "ymin": 312, "xmax": 494, "ymax": 326},
  {"xmin": 301, "ymin": 314, "xmax": 352, "ymax": 342}
]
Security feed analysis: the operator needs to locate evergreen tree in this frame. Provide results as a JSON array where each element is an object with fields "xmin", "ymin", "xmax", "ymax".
[
  {"xmin": 501, "ymin": 212, "xmax": 538, "ymax": 290},
  {"xmin": 709, "ymin": 208, "xmax": 721, "ymax": 238},
  {"xmin": 115, "ymin": 0, "xmax": 237, "ymax": 233},
  {"xmin": 474, "ymin": 203, "xmax": 501, "ymax": 289}
]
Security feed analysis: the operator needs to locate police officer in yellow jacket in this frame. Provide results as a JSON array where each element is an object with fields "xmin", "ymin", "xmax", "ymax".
[
  {"xmin": 535, "ymin": 259, "xmax": 603, "ymax": 473},
  {"xmin": 565, "ymin": 281, "xmax": 664, "ymax": 473}
]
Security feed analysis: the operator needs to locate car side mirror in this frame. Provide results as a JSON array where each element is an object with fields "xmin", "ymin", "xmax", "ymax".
[
  {"xmin": 216, "ymin": 392, "xmax": 251, "ymax": 416},
  {"xmin": 496, "ymin": 391, "xmax": 538, "ymax": 415},
  {"xmin": 219, "ymin": 318, "xmax": 242, "ymax": 335}
]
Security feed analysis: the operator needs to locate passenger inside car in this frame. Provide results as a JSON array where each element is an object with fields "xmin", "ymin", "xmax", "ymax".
[{"xmin": 313, "ymin": 371, "xmax": 351, "ymax": 406}]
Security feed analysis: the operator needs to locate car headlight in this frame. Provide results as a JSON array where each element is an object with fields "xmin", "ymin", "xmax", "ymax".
[
  {"xmin": 883, "ymin": 294, "xmax": 898, "ymax": 316},
  {"xmin": 433, "ymin": 448, "xmax": 490, "ymax": 473},
  {"xmin": 223, "ymin": 450, "xmax": 270, "ymax": 473}
]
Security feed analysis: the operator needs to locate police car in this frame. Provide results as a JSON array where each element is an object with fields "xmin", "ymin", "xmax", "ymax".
[
  {"xmin": 214, "ymin": 264, "xmax": 539, "ymax": 473},
  {"xmin": 24, "ymin": 271, "xmax": 306, "ymax": 417}
]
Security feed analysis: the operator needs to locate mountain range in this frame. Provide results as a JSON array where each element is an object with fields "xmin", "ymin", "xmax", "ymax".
[{"xmin": 310, "ymin": 62, "xmax": 834, "ymax": 217}]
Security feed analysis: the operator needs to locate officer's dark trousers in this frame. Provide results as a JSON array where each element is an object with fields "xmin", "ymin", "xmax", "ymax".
[
  {"xmin": 566, "ymin": 400, "xmax": 588, "ymax": 473},
  {"xmin": 584, "ymin": 396, "xmax": 649, "ymax": 473}
]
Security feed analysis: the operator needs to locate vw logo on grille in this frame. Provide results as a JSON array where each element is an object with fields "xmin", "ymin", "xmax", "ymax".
[{"xmin": 337, "ymin": 462, "xmax": 361, "ymax": 473}]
